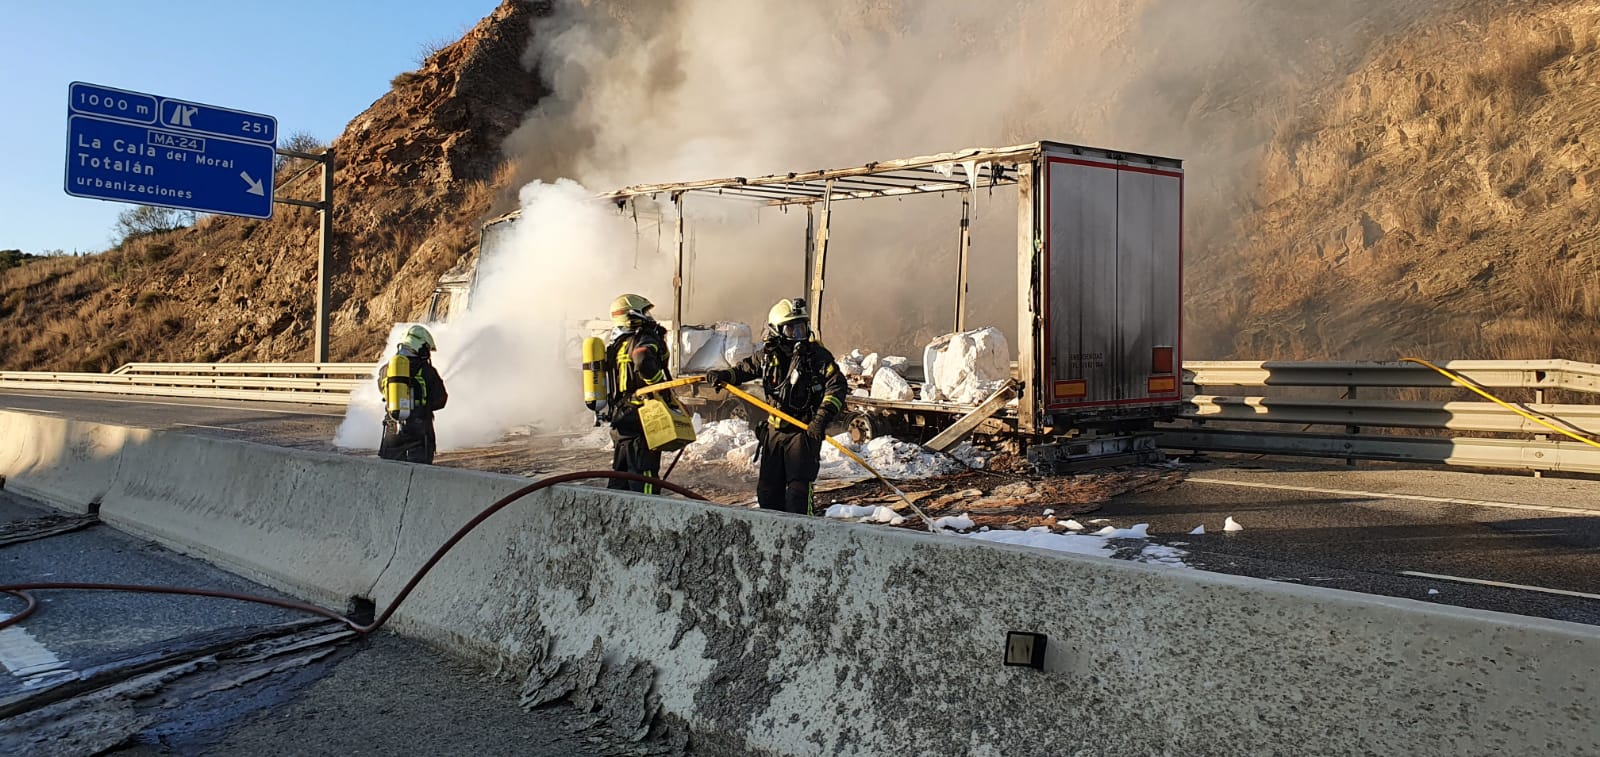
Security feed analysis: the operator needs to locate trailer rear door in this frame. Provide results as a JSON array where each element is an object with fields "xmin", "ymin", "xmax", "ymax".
[{"xmin": 1038, "ymin": 144, "xmax": 1182, "ymax": 418}]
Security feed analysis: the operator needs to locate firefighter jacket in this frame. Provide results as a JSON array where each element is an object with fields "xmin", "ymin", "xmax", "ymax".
[
  {"xmin": 723, "ymin": 338, "xmax": 848, "ymax": 431},
  {"xmin": 607, "ymin": 323, "xmax": 671, "ymax": 432},
  {"xmin": 375, "ymin": 353, "xmax": 448, "ymax": 417}
]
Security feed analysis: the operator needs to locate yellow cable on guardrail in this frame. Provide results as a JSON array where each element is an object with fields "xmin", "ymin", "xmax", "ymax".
[
  {"xmin": 638, "ymin": 376, "xmax": 939, "ymax": 531},
  {"xmin": 1400, "ymin": 357, "xmax": 1600, "ymax": 451}
]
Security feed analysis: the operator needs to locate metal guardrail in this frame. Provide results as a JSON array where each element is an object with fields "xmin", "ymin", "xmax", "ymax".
[
  {"xmin": 0, "ymin": 363, "xmax": 369, "ymax": 406},
  {"xmin": 1164, "ymin": 360, "xmax": 1600, "ymax": 475},
  {"xmin": 112, "ymin": 362, "xmax": 371, "ymax": 377},
  {"xmin": 1183, "ymin": 395, "xmax": 1600, "ymax": 436},
  {"xmin": 1185, "ymin": 360, "xmax": 1600, "ymax": 394},
  {"xmin": 5, "ymin": 358, "xmax": 1600, "ymax": 473}
]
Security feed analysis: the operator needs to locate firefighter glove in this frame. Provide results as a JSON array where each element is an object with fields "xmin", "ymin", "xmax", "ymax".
[
  {"xmin": 705, "ymin": 370, "xmax": 732, "ymax": 389},
  {"xmin": 806, "ymin": 412, "xmax": 831, "ymax": 442}
]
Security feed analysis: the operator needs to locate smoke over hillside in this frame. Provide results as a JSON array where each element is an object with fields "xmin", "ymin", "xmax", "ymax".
[
  {"xmin": 497, "ymin": 0, "xmax": 1473, "ymax": 354},
  {"xmin": 343, "ymin": 0, "xmax": 1496, "ymax": 449}
]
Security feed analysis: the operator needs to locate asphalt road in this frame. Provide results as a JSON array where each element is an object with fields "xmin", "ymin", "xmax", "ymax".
[
  {"xmin": 0, "ymin": 389, "xmax": 344, "ymax": 450},
  {"xmin": 0, "ymin": 490, "xmax": 684, "ymax": 756},
  {"xmin": 1104, "ymin": 461, "xmax": 1600, "ymax": 625}
]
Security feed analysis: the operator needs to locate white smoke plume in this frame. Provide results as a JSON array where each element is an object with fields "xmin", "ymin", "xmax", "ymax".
[{"xmin": 335, "ymin": 179, "xmax": 671, "ymax": 451}]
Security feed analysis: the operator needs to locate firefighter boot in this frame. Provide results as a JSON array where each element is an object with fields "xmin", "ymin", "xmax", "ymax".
[{"xmin": 784, "ymin": 482, "xmax": 814, "ymax": 516}]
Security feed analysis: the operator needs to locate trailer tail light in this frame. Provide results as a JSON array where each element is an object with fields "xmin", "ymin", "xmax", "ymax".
[
  {"xmin": 1147, "ymin": 376, "xmax": 1177, "ymax": 394},
  {"xmin": 1053, "ymin": 380, "xmax": 1086, "ymax": 399},
  {"xmin": 1152, "ymin": 346, "xmax": 1175, "ymax": 375}
]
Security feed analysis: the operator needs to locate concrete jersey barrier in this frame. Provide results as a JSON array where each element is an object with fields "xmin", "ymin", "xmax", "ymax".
[
  {"xmin": 99, "ymin": 430, "xmax": 414, "ymax": 609},
  {"xmin": 0, "ymin": 408, "xmax": 1596, "ymax": 755},
  {"xmin": 378, "ymin": 481, "xmax": 1600, "ymax": 756},
  {"xmin": 0, "ymin": 411, "xmax": 148, "ymax": 514}
]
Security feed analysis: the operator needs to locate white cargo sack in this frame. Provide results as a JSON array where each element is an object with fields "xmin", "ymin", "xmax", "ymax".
[
  {"xmin": 720, "ymin": 322, "xmax": 756, "ymax": 367},
  {"xmin": 680, "ymin": 329, "xmax": 719, "ymax": 369},
  {"xmin": 839, "ymin": 349, "xmax": 866, "ymax": 378},
  {"xmin": 680, "ymin": 322, "xmax": 758, "ymax": 372},
  {"xmin": 862, "ymin": 352, "xmax": 881, "ymax": 378},
  {"xmin": 922, "ymin": 327, "xmax": 1011, "ymax": 405},
  {"xmin": 870, "ymin": 366, "xmax": 914, "ymax": 401}
]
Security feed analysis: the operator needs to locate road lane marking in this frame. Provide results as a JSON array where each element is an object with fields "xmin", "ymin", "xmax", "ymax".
[
  {"xmin": 0, "ymin": 390, "xmax": 346, "ymax": 417},
  {"xmin": 172, "ymin": 423, "xmax": 247, "ymax": 432},
  {"xmin": 1399, "ymin": 570, "xmax": 1600, "ymax": 601},
  {"xmin": 1186, "ymin": 477, "xmax": 1600, "ymax": 517},
  {"xmin": 0, "ymin": 626, "xmax": 71, "ymax": 685}
]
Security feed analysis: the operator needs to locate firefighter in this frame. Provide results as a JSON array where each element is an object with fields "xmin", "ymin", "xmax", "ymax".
[
  {"xmin": 378, "ymin": 324, "xmax": 448, "ymax": 464},
  {"xmin": 604, "ymin": 293, "xmax": 673, "ymax": 493},
  {"xmin": 705, "ymin": 298, "xmax": 847, "ymax": 514}
]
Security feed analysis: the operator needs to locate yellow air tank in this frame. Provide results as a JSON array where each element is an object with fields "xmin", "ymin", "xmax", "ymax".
[
  {"xmin": 384, "ymin": 354, "xmax": 413, "ymax": 420},
  {"xmin": 582, "ymin": 336, "xmax": 609, "ymax": 412}
]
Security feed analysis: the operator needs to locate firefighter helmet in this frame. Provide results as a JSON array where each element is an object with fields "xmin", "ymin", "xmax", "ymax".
[
  {"xmin": 767, "ymin": 298, "xmax": 810, "ymax": 341},
  {"xmin": 610, "ymin": 293, "xmax": 655, "ymax": 328},
  {"xmin": 399, "ymin": 324, "xmax": 436, "ymax": 353}
]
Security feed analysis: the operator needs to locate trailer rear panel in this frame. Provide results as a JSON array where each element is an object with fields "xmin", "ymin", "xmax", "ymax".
[{"xmin": 1038, "ymin": 143, "xmax": 1182, "ymax": 424}]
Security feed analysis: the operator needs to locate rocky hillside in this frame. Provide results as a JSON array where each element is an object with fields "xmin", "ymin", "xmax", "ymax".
[
  {"xmin": 0, "ymin": 1, "xmax": 545, "ymax": 371},
  {"xmin": 6, "ymin": 0, "xmax": 1600, "ymax": 371},
  {"xmin": 1192, "ymin": 1, "xmax": 1600, "ymax": 361}
]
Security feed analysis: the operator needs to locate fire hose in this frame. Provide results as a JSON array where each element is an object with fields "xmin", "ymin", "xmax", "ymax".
[
  {"xmin": 637, "ymin": 376, "xmax": 938, "ymax": 530},
  {"xmin": 1401, "ymin": 357, "xmax": 1600, "ymax": 450},
  {"xmin": 0, "ymin": 471, "xmax": 708, "ymax": 633}
]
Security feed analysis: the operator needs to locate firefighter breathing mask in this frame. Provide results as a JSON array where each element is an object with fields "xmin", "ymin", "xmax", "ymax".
[{"xmin": 780, "ymin": 321, "xmax": 810, "ymax": 341}]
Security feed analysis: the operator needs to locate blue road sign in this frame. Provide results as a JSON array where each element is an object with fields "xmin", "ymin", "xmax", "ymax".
[{"xmin": 64, "ymin": 82, "xmax": 277, "ymax": 219}]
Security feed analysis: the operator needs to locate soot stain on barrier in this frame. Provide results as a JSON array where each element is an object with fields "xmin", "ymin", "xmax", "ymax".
[
  {"xmin": 503, "ymin": 498, "xmax": 787, "ymax": 750},
  {"xmin": 519, "ymin": 622, "xmax": 689, "ymax": 751},
  {"xmin": 522, "ymin": 496, "xmax": 1314, "ymax": 755},
  {"xmin": 552, "ymin": 500, "xmax": 843, "ymax": 745}
]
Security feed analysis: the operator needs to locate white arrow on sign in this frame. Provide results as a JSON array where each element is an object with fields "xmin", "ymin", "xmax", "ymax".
[{"xmin": 240, "ymin": 171, "xmax": 264, "ymax": 196}]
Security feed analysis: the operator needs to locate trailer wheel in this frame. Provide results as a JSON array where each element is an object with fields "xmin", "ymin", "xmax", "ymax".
[{"xmin": 846, "ymin": 412, "xmax": 877, "ymax": 445}]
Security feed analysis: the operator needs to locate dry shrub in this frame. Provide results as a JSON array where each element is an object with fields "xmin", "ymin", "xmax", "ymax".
[
  {"xmin": 1508, "ymin": 259, "xmax": 1600, "ymax": 321},
  {"xmin": 0, "ymin": 256, "xmax": 81, "ymax": 292},
  {"xmin": 1476, "ymin": 314, "xmax": 1567, "ymax": 359},
  {"xmin": 1487, "ymin": 143, "xmax": 1543, "ymax": 199},
  {"xmin": 1466, "ymin": 16, "xmax": 1573, "ymax": 107},
  {"xmin": 1397, "ymin": 192, "xmax": 1441, "ymax": 233}
]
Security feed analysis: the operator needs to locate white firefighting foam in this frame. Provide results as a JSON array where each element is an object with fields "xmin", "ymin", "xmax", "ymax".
[{"xmin": 681, "ymin": 417, "xmax": 983, "ymax": 480}]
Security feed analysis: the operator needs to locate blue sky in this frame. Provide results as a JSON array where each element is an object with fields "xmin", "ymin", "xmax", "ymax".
[{"xmin": 0, "ymin": 1, "xmax": 503, "ymax": 254}]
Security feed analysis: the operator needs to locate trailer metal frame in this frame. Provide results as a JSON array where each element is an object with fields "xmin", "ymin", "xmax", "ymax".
[{"xmin": 481, "ymin": 141, "xmax": 1184, "ymax": 463}]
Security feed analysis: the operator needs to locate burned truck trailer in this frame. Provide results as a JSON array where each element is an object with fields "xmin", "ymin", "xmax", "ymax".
[
  {"xmin": 471, "ymin": 141, "xmax": 1182, "ymax": 470},
  {"xmin": 604, "ymin": 141, "xmax": 1182, "ymax": 470}
]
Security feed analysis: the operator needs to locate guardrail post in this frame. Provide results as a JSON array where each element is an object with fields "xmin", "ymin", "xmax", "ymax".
[
  {"xmin": 1345, "ymin": 385, "xmax": 1359, "ymax": 466},
  {"xmin": 1534, "ymin": 388, "xmax": 1547, "ymax": 478}
]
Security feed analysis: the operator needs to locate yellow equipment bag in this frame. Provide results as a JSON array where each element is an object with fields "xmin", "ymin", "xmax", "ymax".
[
  {"xmin": 638, "ymin": 397, "xmax": 696, "ymax": 451},
  {"xmin": 384, "ymin": 354, "xmax": 413, "ymax": 420}
]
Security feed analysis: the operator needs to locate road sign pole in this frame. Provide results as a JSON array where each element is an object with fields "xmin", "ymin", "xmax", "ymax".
[
  {"xmin": 316, "ymin": 149, "xmax": 335, "ymax": 363},
  {"xmin": 273, "ymin": 147, "xmax": 336, "ymax": 363}
]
